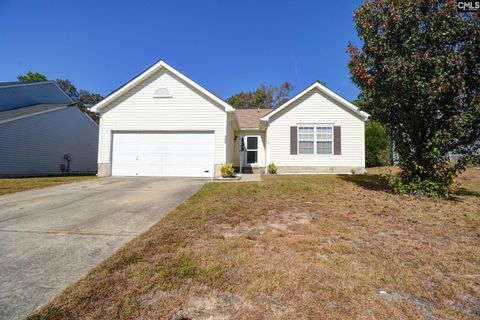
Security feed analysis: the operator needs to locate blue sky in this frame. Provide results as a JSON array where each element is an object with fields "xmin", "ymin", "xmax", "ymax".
[{"xmin": 0, "ymin": 0, "xmax": 363, "ymax": 101}]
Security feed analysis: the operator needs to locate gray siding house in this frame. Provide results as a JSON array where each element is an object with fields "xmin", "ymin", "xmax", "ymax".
[{"xmin": 0, "ymin": 81, "xmax": 98, "ymax": 176}]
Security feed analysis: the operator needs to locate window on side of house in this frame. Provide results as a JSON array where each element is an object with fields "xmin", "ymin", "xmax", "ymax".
[
  {"xmin": 316, "ymin": 125, "xmax": 333, "ymax": 154},
  {"xmin": 298, "ymin": 126, "xmax": 315, "ymax": 154},
  {"xmin": 298, "ymin": 124, "xmax": 333, "ymax": 155}
]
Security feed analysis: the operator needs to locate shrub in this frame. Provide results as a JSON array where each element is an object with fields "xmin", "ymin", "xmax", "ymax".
[
  {"xmin": 381, "ymin": 165, "xmax": 457, "ymax": 198},
  {"xmin": 365, "ymin": 121, "xmax": 389, "ymax": 167},
  {"xmin": 220, "ymin": 163, "xmax": 235, "ymax": 178},
  {"xmin": 267, "ymin": 163, "xmax": 278, "ymax": 174}
]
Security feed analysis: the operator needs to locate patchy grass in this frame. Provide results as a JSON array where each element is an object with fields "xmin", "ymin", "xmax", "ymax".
[
  {"xmin": 28, "ymin": 168, "xmax": 480, "ymax": 319},
  {"xmin": 0, "ymin": 176, "xmax": 96, "ymax": 196}
]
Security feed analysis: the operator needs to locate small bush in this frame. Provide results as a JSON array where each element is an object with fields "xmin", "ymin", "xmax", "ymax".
[
  {"xmin": 267, "ymin": 163, "xmax": 278, "ymax": 174},
  {"xmin": 220, "ymin": 163, "xmax": 235, "ymax": 178},
  {"xmin": 365, "ymin": 121, "xmax": 389, "ymax": 167},
  {"xmin": 381, "ymin": 167, "xmax": 457, "ymax": 198},
  {"xmin": 377, "ymin": 148, "xmax": 391, "ymax": 166}
]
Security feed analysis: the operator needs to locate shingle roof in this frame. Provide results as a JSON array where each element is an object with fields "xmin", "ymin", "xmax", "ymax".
[
  {"xmin": 0, "ymin": 103, "xmax": 67, "ymax": 123},
  {"xmin": 234, "ymin": 108, "xmax": 272, "ymax": 129}
]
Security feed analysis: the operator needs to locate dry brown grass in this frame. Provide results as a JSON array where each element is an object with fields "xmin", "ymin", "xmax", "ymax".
[
  {"xmin": 28, "ymin": 168, "xmax": 480, "ymax": 320},
  {"xmin": 0, "ymin": 176, "xmax": 96, "ymax": 196}
]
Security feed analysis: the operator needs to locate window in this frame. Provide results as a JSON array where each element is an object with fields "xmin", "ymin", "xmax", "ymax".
[
  {"xmin": 298, "ymin": 124, "xmax": 333, "ymax": 155},
  {"xmin": 316, "ymin": 125, "xmax": 333, "ymax": 154},
  {"xmin": 298, "ymin": 126, "xmax": 314, "ymax": 154},
  {"xmin": 153, "ymin": 88, "xmax": 172, "ymax": 98}
]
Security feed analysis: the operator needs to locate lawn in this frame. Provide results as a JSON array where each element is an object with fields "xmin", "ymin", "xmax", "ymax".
[
  {"xmin": 28, "ymin": 169, "xmax": 480, "ymax": 319},
  {"xmin": 0, "ymin": 176, "xmax": 96, "ymax": 196}
]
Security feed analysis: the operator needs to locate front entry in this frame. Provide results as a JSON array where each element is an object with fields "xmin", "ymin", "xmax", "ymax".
[{"xmin": 240, "ymin": 135, "xmax": 259, "ymax": 172}]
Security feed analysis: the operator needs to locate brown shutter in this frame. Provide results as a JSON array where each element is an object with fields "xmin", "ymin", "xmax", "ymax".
[
  {"xmin": 334, "ymin": 126, "xmax": 341, "ymax": 155},
  {"xmin": 290, "ymin": 126, "xmax": 297, "ymax": 155}
]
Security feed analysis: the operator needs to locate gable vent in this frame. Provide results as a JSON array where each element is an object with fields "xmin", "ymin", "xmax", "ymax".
[{"xmin": 153, "ymin": 88, "xmax": 172, "ymax": 98}]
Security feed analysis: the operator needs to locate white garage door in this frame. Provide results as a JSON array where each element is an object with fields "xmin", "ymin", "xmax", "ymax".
[{"xmin": 111, "ymin": 132, "xmax": 214, "ymax": 177}]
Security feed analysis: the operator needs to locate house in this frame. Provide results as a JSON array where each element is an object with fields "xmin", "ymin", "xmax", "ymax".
[
  {"xmin": 91, "ymin": 60, "xmax": 369, "ymax": 177},
  {"xmin": 0, "ymin": 81, "xmax": 98, "ymax": 176}
]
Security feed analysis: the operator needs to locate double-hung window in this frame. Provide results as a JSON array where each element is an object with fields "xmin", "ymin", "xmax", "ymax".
[
  {"xmin": 298, "ymin": 124, "xmax": 333, "ymax": 155},
  {"xmin": 298, "ymin": 126, "xmax": 315, "ymax": 154}
]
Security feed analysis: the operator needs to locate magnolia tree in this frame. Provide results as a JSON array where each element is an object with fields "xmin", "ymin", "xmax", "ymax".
[{"xmin": 348, "ymin": 0, "xmax": 479, "ymax": 196}]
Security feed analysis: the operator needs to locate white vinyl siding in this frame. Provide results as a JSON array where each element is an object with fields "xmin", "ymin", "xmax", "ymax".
[
  {"xmin": 267, "ymin": 89, "xmax": 365, "ymax": 167},
  {"xmin": 0, "ymin": 107, "xmax": 98, "ymax": 175},
  {"xmin": 98, "ymin": 69, "xmax": 227, "ymax": 166}
]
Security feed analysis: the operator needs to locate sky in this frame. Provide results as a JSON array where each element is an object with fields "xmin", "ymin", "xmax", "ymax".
[{"xmin": 0, "ymin": 0, "xmax": 363, "ymax": 101}]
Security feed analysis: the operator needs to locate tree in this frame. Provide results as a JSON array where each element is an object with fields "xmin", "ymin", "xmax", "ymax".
[
  {"xmin": 354, "ymin": 94, "xmax": 394, "ymax": 164},
  {"xmin": 352, "ymin": 94, "xmax": 373, "ymax": 115},
  {"xmin": 365, "ymin": 121, "xmax": 389, "ymax": 167},
  {"xmin": 226, "ymin": 82, "xmax": 294, "ymax": 109},
  {"xmin": 56, "ymin": 79, "xmax": 79, "ymax": 101},
  {"xmin": 348, "ymin": 0, "xmax": 480, "ymax": 197},
  {"xmin": 17, "ymin": 71, "xmax": 47, "ymax": 82},
  {"xmin": 56, "ymin": 79, "xmax": 102, "ymax": 122}
]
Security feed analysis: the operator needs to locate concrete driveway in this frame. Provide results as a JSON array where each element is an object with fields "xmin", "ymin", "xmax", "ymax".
[{"xmin": 0, "ymin": 177, "xmax": 206, "ymax": 320}]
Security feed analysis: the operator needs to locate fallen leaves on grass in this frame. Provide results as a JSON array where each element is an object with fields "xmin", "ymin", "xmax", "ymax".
[{"xmin": 28, "ymin": 169, "xmax": 480, "ymax": 320}]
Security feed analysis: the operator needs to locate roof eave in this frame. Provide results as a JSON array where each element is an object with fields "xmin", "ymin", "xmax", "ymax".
[
  {"xmin": 261, "ymin": 82, "xmax": 369, "ymax": 121},
  {"xmin": 91, "ymin": 60, "xmax": 234, "ymax": 113}
]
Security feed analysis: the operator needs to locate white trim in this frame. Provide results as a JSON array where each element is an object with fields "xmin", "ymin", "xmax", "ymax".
[
  {"xmin": 260, "ymin": 82, "xmax": 370, "ymax": 122},
  {"xmin": 265, "ymin": 127, "xmax": 270, "ymax": 174},
  {"xmin": 97, "ymin": 116, "xmax": 103, "ymax": 165},
  {"xmin": 239, "ymin": 127, "xmax": 264, "ymax": 131},
  {"xmin": 224, "ymin": 112, "xmax": 228, "ymax": 163},
  {"xmin": 240, "ymin": 134, "xmax": 260, "ymax": 167},
  {"xmin": 90, "ymin": 60, "xmax": 234, "ymax": 112},
  {"xmin": 0, "ymin": 106, "xmax": 68, "ymax": 124}
]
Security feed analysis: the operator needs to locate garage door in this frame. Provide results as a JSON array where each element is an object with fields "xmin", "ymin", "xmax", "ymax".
[{"xmin": 111, "ymin": 132, "xmax": 214, "ymax": 177}]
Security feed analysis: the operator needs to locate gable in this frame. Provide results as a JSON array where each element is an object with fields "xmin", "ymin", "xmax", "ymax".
[
  {"xmin": 269, "ymin": 88, "xmax": 366, "ymax": 124},
  {"xmin": 262, "ymin": 82, "xmax": 369, "ymax": 124},
  {"xmin": 92, "ymin": 61, "xmax": 233, "ymax": 113},
  {"xmin": 101, "ymin": 68, "xmax": 227, "ymax": 115}
]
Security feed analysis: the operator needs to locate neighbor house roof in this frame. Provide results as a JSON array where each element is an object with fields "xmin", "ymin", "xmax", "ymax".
[
  {"xmin": 234, "ymin": 108, "xmax": 272, "ymax": 129},
  {"xmin": 0, "ymin": 81, "xmax": 73, "ymax": 112},
  {"xmin": 91, "ymin": 60, "xmax": 235, "ymax": 113},
  {"xmin": 260, "ymin": 81, "xmax": 370, "ymax": 122},
  {"xmin": 0, "ymin": 103, "xmax": 69, "ymax": 124}
]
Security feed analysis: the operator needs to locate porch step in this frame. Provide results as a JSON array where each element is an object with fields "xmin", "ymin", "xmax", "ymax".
[{"xmin": 234, "ymin": 167, "xmax": 265, "ymax": 174}]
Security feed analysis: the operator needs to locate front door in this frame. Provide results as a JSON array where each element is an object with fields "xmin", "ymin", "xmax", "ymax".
[{"xmin": 241, "ymin": 135, "xmax": 259, "ymax": 168}]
